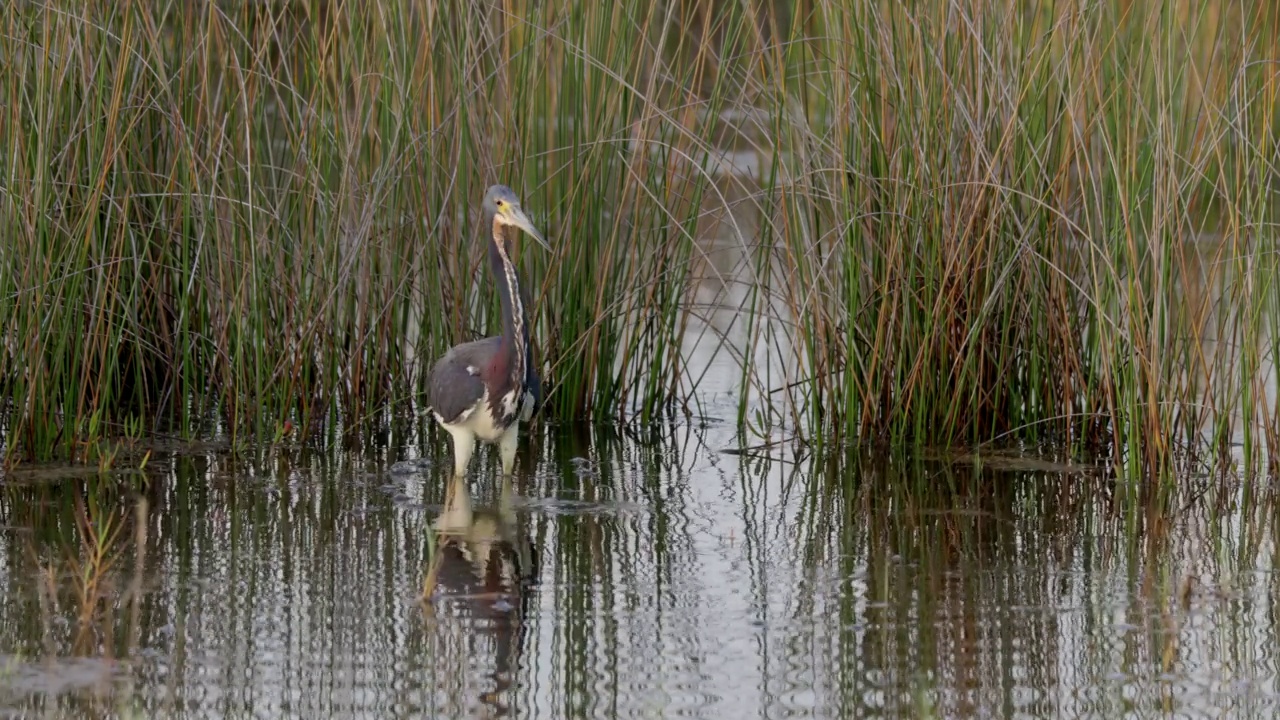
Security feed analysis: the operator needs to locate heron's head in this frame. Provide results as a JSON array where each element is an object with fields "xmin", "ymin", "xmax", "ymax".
[{"xmin": 483, "ymin": 184, "xmax": 549, "ymax": 252}]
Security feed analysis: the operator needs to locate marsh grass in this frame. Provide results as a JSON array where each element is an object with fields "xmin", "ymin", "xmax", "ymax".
[
  {"xmin": 0, "ymin": 1, "xmax": 1277, "ymax": 478},
  {"xmin": 738, "ymin": 0, "xmax": 1280, "ymax": 478}
]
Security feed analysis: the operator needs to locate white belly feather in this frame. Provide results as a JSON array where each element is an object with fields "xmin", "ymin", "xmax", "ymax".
[{"xmin": 434, "ymin": 388, "xmax": 525, "ymax": 443}]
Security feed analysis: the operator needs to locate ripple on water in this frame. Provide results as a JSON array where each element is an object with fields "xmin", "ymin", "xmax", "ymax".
[
  {"xmin": 0, "ymin": 655, "xmax": 121, "ymax": 699},
  {"xmin": 5, "ymin": 438, "xmax": 1280, "ymax": 719}
]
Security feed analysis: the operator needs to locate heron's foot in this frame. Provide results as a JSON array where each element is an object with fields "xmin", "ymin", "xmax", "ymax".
[
  {"xmin": 498, "ymin": 424, "xmax": 519, "ymax": 477},
  {"xmin": 435, "ymin": 475, "xmax": 473, "ymax": 533},
  {"xmin": 498, "ymin": 475, "xmax": 518, "ymax": 523}
]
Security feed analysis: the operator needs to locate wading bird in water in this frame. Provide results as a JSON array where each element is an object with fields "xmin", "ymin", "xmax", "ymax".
[{"xmin": 427, "ymin": 185, "xmax": 548, "ymax": 477}]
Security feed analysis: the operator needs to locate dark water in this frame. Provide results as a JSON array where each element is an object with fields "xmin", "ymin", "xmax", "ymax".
[{"xmin": 0, "ymin": 422, "xmax": 1278, "ymax": 719}]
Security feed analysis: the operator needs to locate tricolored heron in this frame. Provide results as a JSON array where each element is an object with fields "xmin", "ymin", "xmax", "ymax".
[{"xmin": 427, "ymin": 184, "xmax": 549, "ymax": 478}]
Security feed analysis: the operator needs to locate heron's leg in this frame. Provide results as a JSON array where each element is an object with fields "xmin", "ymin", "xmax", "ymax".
[
  {"xmin": 443, "ymin": 424, "xmax": 476, "ymax": 477},
  {"xmin": 498, "ymin": 423, "xmax": 519, "ymax": 476}
]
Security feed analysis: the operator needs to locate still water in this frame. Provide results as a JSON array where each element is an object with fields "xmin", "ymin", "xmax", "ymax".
[{"xmin": 0, "ymin": 419, "xmax": 1277, "ymax": 719}]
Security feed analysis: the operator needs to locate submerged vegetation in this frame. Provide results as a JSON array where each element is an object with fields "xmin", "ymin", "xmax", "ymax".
[{"xmin": 0, "ymin": 1, "xmax": 1277, "ymax": 476}]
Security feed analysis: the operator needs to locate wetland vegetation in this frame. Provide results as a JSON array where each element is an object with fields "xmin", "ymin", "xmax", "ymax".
[
  {"xmin": 2, "ymin": 1, "xmax": 1280, "ymax": 717},
  {"xmin": 0, "ymin": 0, "xmax": 1275, "ymax": 481}
]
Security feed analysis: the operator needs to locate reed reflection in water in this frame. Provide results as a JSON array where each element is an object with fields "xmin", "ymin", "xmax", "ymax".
[{"xmin": 0, "ymin": 426, "xmax": 1277, "ymax": 718}]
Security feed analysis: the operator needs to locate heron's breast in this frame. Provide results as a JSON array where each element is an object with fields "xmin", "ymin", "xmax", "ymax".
[
  {"xmin": 458, "ymin": 382, "xmax": 527, "ymax": 442},
  {"xmin": 462, "ymin": 403, "xmax": 509, "ymax": 442},
  {"xmin": 440, "ymin": 387, "xmax": 510, "ymax": 442}
]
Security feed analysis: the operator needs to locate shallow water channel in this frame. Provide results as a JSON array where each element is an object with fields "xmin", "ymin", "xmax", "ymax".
[{"xmin": 0, "ymin": 419, "xmax": 1277, "ymax": 719}]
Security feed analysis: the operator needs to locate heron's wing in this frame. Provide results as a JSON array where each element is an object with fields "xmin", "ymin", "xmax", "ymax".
[{"xmin": 427, "ymin": 337, "xmax": 499, "ymax": 423}]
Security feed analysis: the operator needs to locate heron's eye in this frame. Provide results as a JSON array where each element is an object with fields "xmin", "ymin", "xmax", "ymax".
[{"xmin": 496, "ymin": 200, "xmax": 505, "ymax": 208}]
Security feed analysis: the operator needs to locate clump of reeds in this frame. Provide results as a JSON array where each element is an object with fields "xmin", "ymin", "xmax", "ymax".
[
  {"xmin": 0, "ymin": 1, "xmax": 1277, "ymax": 479},
  {"xmin": 0, "ymin": 0, "xmax": 731, "ymax": 459},
  {"xmin": 739, "ymin": 0, "xmax": 1280, "ymax": 479}
]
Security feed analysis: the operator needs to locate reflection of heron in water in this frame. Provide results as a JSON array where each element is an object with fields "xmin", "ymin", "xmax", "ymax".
[{"xmin": 423, "ymin": 475, "xmax": 538, "ymax": 717}]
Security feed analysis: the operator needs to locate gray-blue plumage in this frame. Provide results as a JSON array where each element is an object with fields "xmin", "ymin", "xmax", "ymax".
[{"xmin": 427, "ymin": 336, "xmax": 541, "ymax": 425}]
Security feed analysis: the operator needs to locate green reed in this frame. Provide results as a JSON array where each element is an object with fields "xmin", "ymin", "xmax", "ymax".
[
  {"xmin": 0, "ymin": 1, "xmax": 1277, "ymax": 477},
  {"xmin": 744, "ymin": 0, "xmax": 1279, "ymax": 478},
  {"xmin": 0, "ymin": 1, "xmax": 729, "ymax": 459}
]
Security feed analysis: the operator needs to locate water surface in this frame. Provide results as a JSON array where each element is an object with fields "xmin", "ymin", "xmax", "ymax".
[{"xmin": 0, "ymin": 421, "xmax": 1276, "ymax": 719}]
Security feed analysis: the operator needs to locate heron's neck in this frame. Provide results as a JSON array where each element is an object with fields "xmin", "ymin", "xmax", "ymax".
[{"xmin": 489, "ymin": 222, "xmax": 526, "ymax": 387}]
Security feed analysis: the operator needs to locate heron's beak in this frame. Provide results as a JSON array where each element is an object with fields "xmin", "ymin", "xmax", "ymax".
[{"xmin": 504, "ymin": 205, "xmax": 550, "ymax": 251}]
